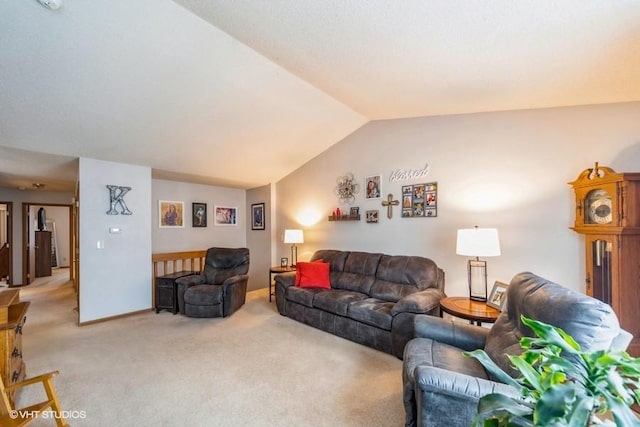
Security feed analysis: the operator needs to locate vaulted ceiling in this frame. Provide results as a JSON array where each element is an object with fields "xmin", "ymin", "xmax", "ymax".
[{"xmin": 2, "ymin": 0, "xmax": 640, "ymax": 191}]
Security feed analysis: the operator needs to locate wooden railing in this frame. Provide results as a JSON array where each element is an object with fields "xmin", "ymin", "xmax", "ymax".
[{"xmin": 152, "ymin": 250, "xmax": 207, "ymax": 279}]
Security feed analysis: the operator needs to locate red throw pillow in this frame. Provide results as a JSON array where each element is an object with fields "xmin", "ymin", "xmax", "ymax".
[
  {"xmin": 295, "ymin": 261, "xmax": 331, "ymax": 289},
  {"xmin": 294, "ymin": 259, "xmax": 325, "ymax": 286}
]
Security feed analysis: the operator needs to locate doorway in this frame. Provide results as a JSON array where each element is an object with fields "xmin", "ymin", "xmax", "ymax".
[
  {"xmin": 0, "ymin": 202, "xmax": 12, "ymax": 286},
  {"xmin": 21, "ymin": 203, "xmax": 73, "ymax": 287}
]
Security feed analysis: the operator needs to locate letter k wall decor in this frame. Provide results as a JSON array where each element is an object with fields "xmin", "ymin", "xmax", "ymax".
[{"xmin": 106, "ymin": 185, "xmax": 132, "ymax": 215}]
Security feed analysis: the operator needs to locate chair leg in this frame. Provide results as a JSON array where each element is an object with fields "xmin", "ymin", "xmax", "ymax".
[{"xmin": 42, "ymin": 378, "xmax": 68, "ymax": 427}]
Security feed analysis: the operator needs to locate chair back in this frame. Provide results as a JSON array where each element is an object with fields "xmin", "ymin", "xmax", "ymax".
[
  {"xmin": 203, "ymin": 247, "xmax": 249, "ymax": 285},
  {"xmin": 484, "ymin": 272, "xmax": 624, "ymax": 376}
]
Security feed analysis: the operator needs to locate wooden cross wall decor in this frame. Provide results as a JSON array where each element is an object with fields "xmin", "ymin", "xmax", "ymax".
[{"xmin": 381, "ymin": 193, "xmax": 399, "ymax": 219}]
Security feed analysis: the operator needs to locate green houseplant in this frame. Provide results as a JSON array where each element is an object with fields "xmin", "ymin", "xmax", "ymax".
[{"xmin": 466, "ymin": 316, "xmax": 640, "ymax": 427}]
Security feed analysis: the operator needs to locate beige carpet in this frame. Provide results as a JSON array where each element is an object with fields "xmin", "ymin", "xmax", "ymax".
[{"xmin": 17, "ymin": 272, "xmax": 404, "ymax": 426}]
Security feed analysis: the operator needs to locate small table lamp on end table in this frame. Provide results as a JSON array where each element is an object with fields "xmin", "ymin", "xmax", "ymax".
[
  {"xmin": 284, "ymin": 229, "xmax": 304, "ymax": 267},
  {"xmin": 456, "ymin": 226, "xmax": 501, "ymax": 302}
]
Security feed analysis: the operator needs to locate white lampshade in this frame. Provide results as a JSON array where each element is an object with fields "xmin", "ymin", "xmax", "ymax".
[
  {"xmin": 456, "ymin": 228, "xmax": 501, "ymax": 257},
  {"xmin": 284, "ymin": 229, "xmax": 304, "ymax": 244}
]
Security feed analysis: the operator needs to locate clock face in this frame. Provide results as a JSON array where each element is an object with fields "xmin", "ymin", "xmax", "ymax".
[{"xmin": 585, "ymin": 189, "xmax": 612, "ymax": 224}]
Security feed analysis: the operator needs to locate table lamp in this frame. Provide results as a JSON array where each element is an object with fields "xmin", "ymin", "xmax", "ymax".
[
  {"xmin": 456, "ymin": 226, "xmax": 501, "ymax": 301},
  {"xmin": 284, "ymin": 229, "xmax": 304, "ymax": 267}
]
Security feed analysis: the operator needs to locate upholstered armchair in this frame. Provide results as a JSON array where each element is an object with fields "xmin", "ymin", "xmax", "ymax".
[
  {"xmin": 402, "ymin": 272, "xmax": 632, "ymax": 427},
  {"xmin": 175, "ymin": 247, "xmax": 250, "ymax": 318}
]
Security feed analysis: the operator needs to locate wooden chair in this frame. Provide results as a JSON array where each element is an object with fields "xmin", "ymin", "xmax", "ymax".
[{"xmin": 0, "ymin": 370, "xmax": 67, "ymax": 426}]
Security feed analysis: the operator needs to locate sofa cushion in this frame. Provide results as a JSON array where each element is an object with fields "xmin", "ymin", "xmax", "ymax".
[
  {"xmin": 183, "ymin": 284, "xmax": 223, "ymax": 305},
  {"xmin": 286, "ymin": 286, "xmax": 325, "ymax": 307},
  {"xmin": 295, "ymin": 261, "xmax": 331, "ymax": 289},
  {"xmin": 370, "ymin": 255, "xmax": 441, "ymax": 302},
  {"xmin": 333, "ymin": 251, "xmax": 382, "ymax": 294},
  {"xmin": 313, "ymin": 290, "xmax": 368, "ymax": 316},
  {"xmin": 348, "ymin": 298, "xmax": 394, "ymax": 330}
]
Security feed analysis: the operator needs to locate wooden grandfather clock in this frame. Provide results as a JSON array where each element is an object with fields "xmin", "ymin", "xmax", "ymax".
[{"xmin": 569, "ymin": 163, "xmax": 640, "ymax": 356}]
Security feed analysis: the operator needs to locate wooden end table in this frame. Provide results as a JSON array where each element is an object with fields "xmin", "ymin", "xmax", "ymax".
[
  {"xmin": 155, "ymin": 271, "xmax": 197, "ymax": 314},
  {"xmin": 439, "ymin": 296, "xmax": 500, "ymax": 326},
  {"xmin": 269, "ymin": 266, "xmax": 296, "ymax": 302}
]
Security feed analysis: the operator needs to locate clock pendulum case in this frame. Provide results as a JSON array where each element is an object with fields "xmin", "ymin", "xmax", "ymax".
[{"xmin": 569, "ymin": 163, "xmax": 640, "ymax": 356}]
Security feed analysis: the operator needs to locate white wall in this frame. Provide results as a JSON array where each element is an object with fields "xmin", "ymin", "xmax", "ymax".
[
  {"xmin": 151, "ymin": 179, "xmax": 246, "ymax": 252},
  {"xmin": 276, "ymin": 101, "xmax": 640, "ymax": 297},
  {"xmin": 79, "ymin": 158, "xmax": 152, "ymax": 323},
  {"xmin": 246, "ymin": 185, "xmax": 271, "ymax": 291}
]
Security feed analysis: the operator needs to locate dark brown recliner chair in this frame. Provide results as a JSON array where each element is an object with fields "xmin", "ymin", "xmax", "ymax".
[{"xmin": 175, "ymin": 247, "xmax": 250, "ymax": 318}]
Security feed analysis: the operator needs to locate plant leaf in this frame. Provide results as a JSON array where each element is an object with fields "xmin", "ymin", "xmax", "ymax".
[{"xmin": 465, "ymin": 349, "xmax": 524, "ymax": 390}]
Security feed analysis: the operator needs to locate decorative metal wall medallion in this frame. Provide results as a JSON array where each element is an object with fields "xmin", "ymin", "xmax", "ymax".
[{"xmin": 335, "ymin": 173, "xmax": 359, "ymax": 205}]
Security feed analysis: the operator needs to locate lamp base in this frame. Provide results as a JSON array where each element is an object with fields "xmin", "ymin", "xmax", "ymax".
[{"xmin": 468, "ymin": 259, "xmax": 488, "ymax": 302}]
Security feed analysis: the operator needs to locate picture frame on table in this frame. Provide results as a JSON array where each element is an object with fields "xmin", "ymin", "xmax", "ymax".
[
  {"xmin": 159, "ymin": 200, "xmax": 184, "ymax": 228},
  {"xmin": 487, "ymin": 281, "xmax": 509, "ymax": 311},
  {"xmin": 251, "ymin": 203, "xmax": 265, "ymax": 230},
  {"xmin": 192, "ymin": 202, "xmax": 207, "ymax": 227},
  {"xmin": 280, "ymin": 257, "xmax": 289, "ymax": 268}
]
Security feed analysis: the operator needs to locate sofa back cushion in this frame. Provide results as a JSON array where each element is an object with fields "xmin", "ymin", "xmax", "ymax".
[
  {"xmin": 370, "ymin": 255, "xmax": 442, "ymax": 302},
  {"xmin": 310, "ymin": 250, "xmax": 349, "ymax": 285},
  {"xmin": 332, "ymin": 251, "xmax": 383, "ymax": 294},
  {"xmin": 485, "ymin": 272, "xmax": 621, "ymax": 377}
]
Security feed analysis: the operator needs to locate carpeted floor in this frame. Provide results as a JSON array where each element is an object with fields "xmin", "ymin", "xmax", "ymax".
[{"xmin": 17, "ymin": 272, "xmax": 404, "ymax": 426}]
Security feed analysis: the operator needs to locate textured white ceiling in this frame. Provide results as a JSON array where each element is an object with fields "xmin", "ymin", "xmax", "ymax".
[{"xmin": 1, "ymin": 0, "xmax": 640, "ymax": 191}]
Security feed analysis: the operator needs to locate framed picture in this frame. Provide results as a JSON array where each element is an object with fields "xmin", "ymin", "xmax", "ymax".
[
  {"xmin": 401, "ymin": 182, "xmax": 437, "ymax": 218},
  {"xmin": 192, "ymin": 202, "xmax": 207, "ymax": 227},
  {"xmin": 487, "ymin": 281, "xmax": 509, "ymax": 311},
  {"xmin": 366, "ymin": 210, "xmax": 379, "ymax": 223},
  {"xmin": 350, "ymin": 206, "xmax": 359, "ymax": 218},
  {"xmin": 251, "ymin": 203, "xmax": 265, "ymax": 230},
  {"xmin": 280, "ymin": 257, "xmax": 288, "ymax": 268},
  {"xmin": 365, "ymin": 175, "xmax": 381, "ymax": 199},
  {"xmin": 159, "ymin": 200, "xmax": 184, "ymax": 228},
  {"xmin": 215, "ymin": 206, "xmax": 237, "ymax": 226}
]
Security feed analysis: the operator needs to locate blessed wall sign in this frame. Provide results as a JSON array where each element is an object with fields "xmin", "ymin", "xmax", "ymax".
[{"xmin": 388, "ymin": 164, "xmax": 429, "ymax": 182}]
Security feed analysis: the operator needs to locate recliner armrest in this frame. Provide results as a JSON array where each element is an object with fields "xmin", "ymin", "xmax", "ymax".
[
  {"xmin": 391, "ymin": 288, "xmax": 446, "ymax": 316},
  {"xmin": 414, "ymin": 365, "xmax": 519, "ymax": 406},
  {"xmin": 414, "ymin": 315, "xmax": 489, "ymax": 351},
  {"xmin": 175, "ymin": 274, "xmax": 206, "ymax": 287},
  {"xmin": 222, "ymin": 274, "xmax": 249, "ymax": 291}
]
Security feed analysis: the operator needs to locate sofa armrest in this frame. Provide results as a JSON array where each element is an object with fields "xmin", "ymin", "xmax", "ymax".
[
  {"xmin": 414, "ymin": 315, "xmax": 489, "ymax": 351},
  {"xmin": 274, "ymin": 271, "xmax": 296, "ymax": 288},
  {"xmin": 414, "ymin": 366, "xmax": 519, "ymax": 426},
  {"xmin": 221, "ymin": 274, "xmax": 249, "ymax": 292},
  {"xmin": 391, "ymin": 288, "xmax": 446, "ymax": 316}
]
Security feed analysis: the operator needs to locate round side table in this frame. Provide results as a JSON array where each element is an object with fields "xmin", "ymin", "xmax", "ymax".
[{"xmin": 439, "ymin": 296, "xmax": 500, "ymax": 326}]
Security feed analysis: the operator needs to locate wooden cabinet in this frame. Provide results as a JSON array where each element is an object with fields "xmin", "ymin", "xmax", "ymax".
[
  {"xmin": 0, "ymin": 289, "xmax": 28, "ymax": 406},
  {"xmin": 569, "ymin": 164, "xmax": 640, "ymax": 356},
  {"xmin": 155, "ymin": 271, "xmax": 196, "ymax": 314},
  {"xmin": 35, "ymin": 230, "xmax": 52, "ymax": 278}
]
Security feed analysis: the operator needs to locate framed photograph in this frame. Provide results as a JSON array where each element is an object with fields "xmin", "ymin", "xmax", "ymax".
[
  {"xmin": 192, "ymin": 202, "xmax": 207, "ymax": 227},
  {"xmin": 366, "ymin": 210, "xmax": 379, "ymax": 223},
  {"xmin": 159, "ymin": 200, "xmax": 184, "ymax": 228},
  {"xmin": 280, "ymin": 257, "xmax": 288, "ymax": 268},
  {"xmin": 251, "ymin": 203, "xmax": 265, "ymax": 230},
  {"xmin": 365, "ymin": 175, "xmax": 381, "ymax": 199},
  {"xmin": 215, "ymin": 206, "xmax": 237, "ymax": 226},
  {"xmin": 401, "ymin": 182, "xmax": 437, "ymax": 218},
  {"xmin": 350, "ymin": 206, "xmax": 359, "ymax": 218},
  {"xmin": 487, "ymin": 281, "xmax": 509, "ymax": 311}
]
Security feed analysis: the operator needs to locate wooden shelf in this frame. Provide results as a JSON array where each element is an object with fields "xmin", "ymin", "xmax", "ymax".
[{"xmin": 328, "ymin": 215, "xmax": 361, "ymax": 221}]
